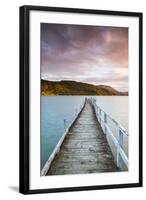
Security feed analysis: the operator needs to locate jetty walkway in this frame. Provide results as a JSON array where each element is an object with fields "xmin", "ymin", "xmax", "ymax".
[{"xmin": 41, "ymin": 98, "xmax": 128, "ymax": 176}]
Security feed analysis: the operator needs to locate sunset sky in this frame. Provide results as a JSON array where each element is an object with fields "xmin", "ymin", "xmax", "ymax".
[{"xmin": 41, "ymin": 23, "xmax": 128, "ymax": 92}]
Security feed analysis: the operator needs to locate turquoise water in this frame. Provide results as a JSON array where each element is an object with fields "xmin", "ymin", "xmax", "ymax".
[
  {"xmin": 40, "ymin": 96, "xmax": 85, "ymax": 169},
  {"xmin": 40, "ymin": 96, "xmax": 128, "ymax": 170},
  {"xmin": 94, "ymin": 96, "xmax": 128, "ymax": 131}
]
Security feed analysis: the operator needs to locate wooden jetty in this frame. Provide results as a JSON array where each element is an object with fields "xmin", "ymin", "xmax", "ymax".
[{"xmin": 41, "ymin": 98, "xmax": 128, "ymax": 176}]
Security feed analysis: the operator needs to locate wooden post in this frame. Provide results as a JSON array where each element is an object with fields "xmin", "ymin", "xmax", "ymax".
[
  {"xmin": 116, "ymin": 146, "xmax": 120, "ymax": 168},
  {"xmin": 104, "ymin": 113, "xmax": 107, "ymax": 134},
  {"xmin": 96, "ymin": 106, "xmax": 98, "ymax": 119},
  {"xmin": 97, "ymin": 106, "xmax": 99, "ymax": 121},
  {"xmin": 99, "ymin": 109, "xmax": 101, "ymax": 124},
  {"xmin": 64, "ymin": 119, "xmax": 66, "ymax": 130},
  {"xmin": 116, "ymin": 128, "xmax": 124, "ymax": 168},
  {"xmin": 119, "ymin": 128, "xmax": 123, "ymax": 147}
]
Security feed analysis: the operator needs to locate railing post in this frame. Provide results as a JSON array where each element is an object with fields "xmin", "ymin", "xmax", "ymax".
[
  {"xmin": 104, "ymin": 113, "xmax": 107, "ymax": 134},
  {"xmin": 119, "ymin": 128, "xmax": 123, "ymax": 147},
  {"xmin": 116, "ymin": 128, "xmax": 124, "ymax": 168},
  {"xmin": 96, "ymin": 106, "xmax": 98, "ymax": 119},
  {"xmin": 64, "ymin": 119, "xmax": 66, "ymax": 130},
  {"xmin": 97, "ymin": 106, "xmax": 99, "ymax": 121},
  {"xmin": 99, "ymin": 109, "xmax": 101, "ymax": 124},
  {"xmin": 116, "ymin": 146, "xmax": 120, "ymax": 168}
]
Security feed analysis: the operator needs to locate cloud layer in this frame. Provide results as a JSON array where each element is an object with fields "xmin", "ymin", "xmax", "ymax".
[{"xmin": 41, "ymin": 23, "xmax": 128, "ymax": 91}]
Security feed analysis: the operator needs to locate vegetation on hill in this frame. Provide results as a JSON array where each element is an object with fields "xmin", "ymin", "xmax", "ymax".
[{"xmin": 41, "ymin": 80, "xmax": 128, "ymax": 96}]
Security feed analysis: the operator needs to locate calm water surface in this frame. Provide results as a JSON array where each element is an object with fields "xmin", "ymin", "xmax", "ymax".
[{"xmin": 41, "ymin": 96, "xmax": 128, "ymax": 170}]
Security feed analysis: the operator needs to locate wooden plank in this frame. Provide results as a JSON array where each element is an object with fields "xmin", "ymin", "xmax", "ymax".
[{"xmin": 46, "ymin": 101, "xmax": 118, "ymax": 175}]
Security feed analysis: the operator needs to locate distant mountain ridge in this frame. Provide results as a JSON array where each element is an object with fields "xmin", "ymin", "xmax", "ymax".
[{"xmin": 41, "ymin": 80, "xmax": 128, "ymax": 96}]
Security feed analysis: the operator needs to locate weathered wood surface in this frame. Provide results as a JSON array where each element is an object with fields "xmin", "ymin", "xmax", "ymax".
[{"xmin": 47, "ymin": 101, "xmax": 118, "ymax": 175}]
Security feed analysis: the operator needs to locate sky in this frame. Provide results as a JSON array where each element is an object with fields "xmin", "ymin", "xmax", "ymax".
[{"xmin": 41, "ymin": 23, "xmax": 128, "ymax": 92}]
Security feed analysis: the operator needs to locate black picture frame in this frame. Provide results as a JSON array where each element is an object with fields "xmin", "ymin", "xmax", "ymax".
[{"xmin": 19, "ymin": 5, "xmax": 143, "ymax": 194}]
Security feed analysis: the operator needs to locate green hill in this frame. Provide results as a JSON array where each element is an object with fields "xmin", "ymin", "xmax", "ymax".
[{"xmin": 41, "ymin": 80, "xmax": 128, "ymax": 96}]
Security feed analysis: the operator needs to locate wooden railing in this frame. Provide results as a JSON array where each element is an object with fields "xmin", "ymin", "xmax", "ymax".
[{"xmin": 88, "ymin": 97, "xmax": 128, "ymax": 170}]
